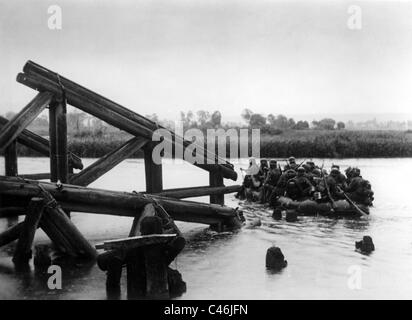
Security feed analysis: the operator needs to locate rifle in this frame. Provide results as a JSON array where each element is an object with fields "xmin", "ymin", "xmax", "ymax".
[
  {"xmin": 320, "ymin": 161, "xmax": 336, "ymax": 210},
  {"xmin": 294, "ymin": 159, "xmax": 306, "ymax": 169}
]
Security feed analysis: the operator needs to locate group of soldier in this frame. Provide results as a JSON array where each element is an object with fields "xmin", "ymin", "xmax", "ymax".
[{"xmin": 237, "ymin": 157, "xmax": 374, "ymax": 207}]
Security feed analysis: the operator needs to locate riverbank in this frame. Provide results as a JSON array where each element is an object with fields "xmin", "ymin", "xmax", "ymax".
[{"xmin": 13, "ymin": 129, "xmax": 412, "ymax": 158}]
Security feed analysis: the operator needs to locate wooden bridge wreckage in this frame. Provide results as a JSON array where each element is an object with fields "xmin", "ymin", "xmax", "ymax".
[{"xmin": 0, "ymin": 61, "xmax": 243, "ymax": 298}]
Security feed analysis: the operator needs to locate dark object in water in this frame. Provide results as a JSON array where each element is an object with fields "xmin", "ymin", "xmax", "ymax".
[
  {"xmin": 33, "ymin": 244, "xmax": 52, "ymax": 268},
  {"xmin": 285, "ymin": 210, "xmax": 298, "ymax": 222},
  {"xmin": 266, "ymin": 246, "xmax": 287, "ymax": 270},
  {"xmin": 167, "ymin": 267, "xmax": 187, "ymax": 298},
  {"xmin": 355, "ymin": 235, "xmax": 375, "ymax": 253},
  {"xmin": 272, "ymin": 207, "xmax": 282, "ymax": 220}
]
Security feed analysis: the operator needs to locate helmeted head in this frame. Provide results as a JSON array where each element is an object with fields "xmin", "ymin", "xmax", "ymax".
[
  {"xmin": 260, "ymin": 159, "xmax": 268, "ymax": 168},
  {"xmin": 286, "ymin": 169, "xmax": 296, "ymax": 179},
  {"xmin": 288, "ymin": 156, "xmax": 296, "ymax": 164},
  {"xmin": 312, "ymin": 168, "xmax": 321, "ymax": 177},
  {"xmin": 306, "ymin": 161, "xmax": 315, "ymax": 169},
  {"xmin": 330, "ymin": 167, "xmax": 340, "ymax": 176},
  {"xmin": 353, "ymin": 167, "xmax": 361, "ymax": 177},
  {"xmin": 269, "ymin": 159, "xmax": 277, "ymax": 168},
  {"xmin": 297, "ymin": 166, "xmax": 306, "ymax": 176},
  {"xmin": 331, "ymin": 164, "xmax": 340, "ymax": 171}
]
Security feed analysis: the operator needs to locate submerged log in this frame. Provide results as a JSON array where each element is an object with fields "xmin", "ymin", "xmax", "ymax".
[
  {"xmin": 17, "ymin": 71, "xmax": 237, "ymax": 180},
  {"xmin": 0, "ymin": 116, "xmax": 83, "ymax": 170},
  {"xmin": 0, "ymin": 92, "xmax": 53, "ymax": 152},
  {"xmin": 0, "ymin": 176, "xmax": 241, "ymax": 227}
]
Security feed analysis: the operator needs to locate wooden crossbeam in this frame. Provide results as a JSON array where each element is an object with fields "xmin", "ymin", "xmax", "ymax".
[
  {"xmin": 17, "ymin": 71, "xmax": 237, "ymax": 180},
  {"xmin": 0, "ymin": 116, "xmax": 83, "ymax": 170},
  {"xmin": 0, "ymin": 92, "xmax": 53, "ymax": 152},
  {"xmin": 70, "ymin": 136, "xmax": 148, "ymax": 187}
]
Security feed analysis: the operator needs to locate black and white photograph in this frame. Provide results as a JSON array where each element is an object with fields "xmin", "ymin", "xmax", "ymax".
[{"xmin": 0, "ymin": 0, "xmax": 412, "ymax": 305}]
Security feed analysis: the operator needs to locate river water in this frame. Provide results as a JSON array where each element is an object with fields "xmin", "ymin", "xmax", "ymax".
[{"xmin": 0, "ymin": 157, "xmax": 411, "ymax": 299}]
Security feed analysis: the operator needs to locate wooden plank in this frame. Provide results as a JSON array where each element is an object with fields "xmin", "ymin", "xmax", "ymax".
[
  {"xmin": 71, "ymin": 136, "xmax": 148, "ymax": 187},
  {"xmin": 0, "ymin": 116, "xmax": 83, "ymax": 170},
  {"xmin": 13, "ymin": 197, "xmax": 45, "ymax": 264},
  {"xmin": 5, "ymin": 140, "xmax": 18, "ymax": 176},
  {"xmin": 96, "ymin": 234, "xmax": 176, "ymax": 251},
  {"xmin": 17, "ymin": 72, "xmax": 237, "ymax": 180},
  {"xmin": 0, "ymin": 92, "xmax": 53, "ymax": 152},
  {"xmin": 144, "ymin": 143, "xmax": 163, "ymax": 193}
]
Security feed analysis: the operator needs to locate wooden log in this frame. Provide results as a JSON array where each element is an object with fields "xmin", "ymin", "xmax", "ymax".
[
  {"xmin": 0, "ymin": 207, "xmax": 26, "ymax": 218},
  {"xmin": 154, "ymin": 185, "xmax": 241, "ymax": 199},
  {"xmin": 209, "ymin": 172, "xmax": 224, "ymax": 206},
  {"xmin": 39, "ymin": 210, "xmax": 76, "ymax": 255},
  {"xmin": 0, "ymin": 222, "xmax": 24, "ymax": 247},
  {"xmin": 144, "ymin": 142, "xmax": 163, "ymax": 193},
  {"xmin": 0, "ymin": 176, "xmax": 241, "ymax": 227},
  {"xmin": 13, "ymin": 197, "xmax": 45, "ymax": 264},
  {"xmin": 71, "ymin": 137, "xmax": 147, "ymax": 187},
  {"xmin": 18, "ymin": 173, "xmax": 51, "ymax": 180},
  {"xmin": 49, "ymin": 105, "xmax": 58, "ymax": 182},
  {"xmin": 22, "ymin": 60, "xmax": 234, "ymax": 170},
  {"xmin": 16, "ymin": 72, "xmax": 237, "ymax": 180},
  {"xmin": 5, "ymin": 140, "xmax": 18, "ymax": 176},
  {"xmin": 0, "ymin": 116, "xmax": 83, "ymax": 170},
  {"xmin": 42, "ymin": 201, "xmax": 97, "ymax": 258},
  {"xmin": 0, "ymin": 92, "xmax": 53, "ymax": 152},
  {"xmin": 54, "ymin": 100, "xmax": 69, "ymax": 183}
]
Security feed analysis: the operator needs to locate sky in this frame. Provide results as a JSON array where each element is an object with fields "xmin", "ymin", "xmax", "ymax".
[{"xmin": 1, "ymin": 0, "xmax": 412, "ymax": 123}]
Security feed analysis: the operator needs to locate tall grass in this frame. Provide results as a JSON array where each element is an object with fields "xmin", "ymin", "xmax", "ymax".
[{"xmin": 14, "ymin": 130, "xmax": 412, "ymax": 159}]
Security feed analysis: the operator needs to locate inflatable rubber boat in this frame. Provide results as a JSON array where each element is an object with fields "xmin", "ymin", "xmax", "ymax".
[{"xmin": 275, "ymin": 196, "xmax": 370, "ymax": 217}]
